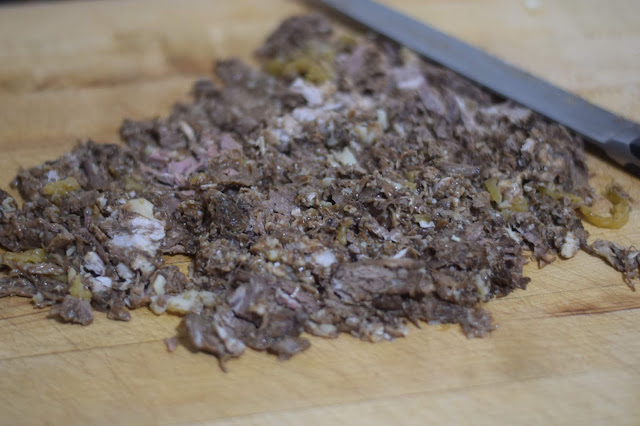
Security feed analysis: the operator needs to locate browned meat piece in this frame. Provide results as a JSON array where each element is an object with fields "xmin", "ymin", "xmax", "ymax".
[
  {"xmin": 49, "ymin": 295, "xmax": 94, "ymax": 326},
  {"xmin": 107, "ymin": 299, "xmax": 131, "ymax": 322},
  {"xmin": 22, "ymin": 263, "xmax": 66, "ymax": 276},
  {"xmin": 255, "ymin": 13, "xmax": 332, "ymax": 59},
  {"xmin": 0, "ymin": 277, "xmax": 36, "ymax": 298},
  {"xmin": 589, "ymin": 240, "xmax": 639, "ymax": 289},
  {"xmin": 268, "ymin": 336, "xmax": 311, "ymax": 360},
  {"xmin": 165, "ymin": 336, "xmax": 179, "ymax": 352},
  {"xmin": 339, "ymin": 42, "xmax": 393, "ymax": 94},
  {"xmin": 182, "ymin": 311, "xmax": 246, "ymax": 364},
  {"xmin": 330, "ymin": 259, "xmax": 434, "ymax": 303}
]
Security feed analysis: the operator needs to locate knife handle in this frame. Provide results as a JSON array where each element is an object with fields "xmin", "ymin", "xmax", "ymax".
[
  {"xmin": 626, "ymin": 138, "xmax": 640, "ymax": 174},
  {"xmin": 631, "ymin": 138, "xmax": 640, "ymax": 160},
  {"xmin": 602, "ymin": 135, "xmax": 640, "ymax": 174}
]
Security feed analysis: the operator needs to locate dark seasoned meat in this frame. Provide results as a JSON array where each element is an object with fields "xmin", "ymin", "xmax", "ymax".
[
  {"xmin": 0, "ymin": 13, "xmax": 636, "ymax": 369},
  {"xmin": 181, "ymin": 310, "xmax": 246, "ymax": 365},
  {"xmin": 330, "ymin": 259, "xmax": 434, "ymax": 303},
  {"xmin": 49, "ymin": 295, "xmax": 94, "ymax": 326},
  {"xmin": 165, "ymin": 336, "xmax": 179, "ymax": 352},
  {"xmin": 107, "ymin": 299, "xmax": 131, "ymax": 322},
  {"xmin": 255, "ymin": 13, "xmax": 332, "ymax": 59},
  {"xmin": 0, "ymin": 277, "xmax": 36, "ymax": 298},
  {"xmin": 339, "ymin": 42, "xmax": 393, "ymax": 93}
]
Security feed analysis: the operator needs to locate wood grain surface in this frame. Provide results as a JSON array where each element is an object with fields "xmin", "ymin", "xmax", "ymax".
[{"xmin": 1, "ymin": 1, "xmax": 639, "ymax": 425}]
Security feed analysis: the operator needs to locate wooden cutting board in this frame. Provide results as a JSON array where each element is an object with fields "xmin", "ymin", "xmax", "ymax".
[{"xmin": 1, "ymin": 1, "xmax": 639, "ymax": 424}]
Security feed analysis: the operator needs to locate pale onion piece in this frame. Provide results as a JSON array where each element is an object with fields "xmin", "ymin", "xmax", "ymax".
[
  {"xmin": 32, "ymin": 292, "xmax": 44, "ymax": 305},
  {"xmin": 579, "ymin": 186, "xmax": 630, "ymax": 229},
  {"xmin": 321, "ymin": 177, "xmax": 334, "ymax": 188},
  {"xmin": 96, "ymin": 195, "xmax": 107, "ymax": 209},
  {"xmin": 149, "ymin": 295, "xmax": 168, "ymax": 315},
  {"xmin": 419, "ymin": 220, "xmax": 434, "ymax": 229},
  {"xmin": 116, "ymin": 263, "xmax": 135, "ymax": 281},
  {"xmin": 292, "ymin": 107, "xmax": 319, "ymax": 123},
  {"xmin": 376, "ymin": 109, "xmax": 389, "ymax": 131},
  {"xmin": 392, "ymin": 248, "xmax": 409, "ymax": 259},
  {"xmin": 1, "ymin": 197, "xmax": 16, "ymax": 213},
  {"xmin": 333, "ymin": 147, "xmax": 358, "ymax": 166},
  {"xmin": 505, "ymin": 227, "xmax": 522, "ymax": 243},
  {"xmin": 361, "ymin": 322, "xmax": 385, "ymax": 343},
  {"xmin": 290, "ymin": 77, "xmax": 324, "ymax": 106},
  {"xmin": 475, "ymin": 274, "xmax": 490, "ymax": 301},
  {"xmin": 306, "ymin": 321, "xmax": 338, "ymax": 338},
  {"xmin": 153, "ymin": 274, "xmax": 167, "ymax": 295},
  {"xmin": 199, "ymin": 291, "xmax": 217, "ymax": 308},
  {"xmin": 354, "ymin": 124, "xmax": 376, "ymax": 144},
  {"xmin": 96, "ymin": 276, "xmax": 113, "ymax": 289},
  {"xmin": 83, "ymin": 251, "xmax": 105, "ymax": 276},
  {"xmin": 178, "ymin": 120, "xmax": 196, "ymax": 143},
  {"xmin": 521, "ymin": 138, "xmax": 536, "ymax": 154},
  {"xmin": 68, "ymin": 267, "xmax": 77, "ymax": 282},
  {"xmin": 484, "ymin": 178, "xmax": 502, "ymax": 203},
  {"xmin": 89, "ymin": 276, "xmax": 113, "ymax": 293},
  {"xmin": 251, "ymin": 136, "xmax": 266, "ymax": 155},
  {"xmin": 42, "ymin": 177, "xmax": 81, "ymax": 201},
  {"xmin": 110, "ymin": 215, "xmax": 165, "ymax": 257},
  {"xmin": 560, "ymin": 231, "xmax": 580, "ymax": 259},
  {"xmin": 312, "ymin": 249, "xmax": 337, "ymax": 267},
  {"xmin": 131, "ymin": 255, "xmax": 156, "ymax": 275},
  {"xmin": 123, "ymin": 198, "xmax": 155, "ymax": 220},
  {"xmin": 45, "ymin": 170, "xmax": 60, "ymax": 182},
  {"xmin": 213, "ymin": 320, "xmax": 246, "ymax": 354},
  {"xmin": 69, "ymin": 271, "xmax": 92, "ymax": 301},
  {"xmin": 3, "ymin": 249, "xmax": 46, "ymax": 265},
  {"xmin": 166, "ymin": 290, "xmax": 201, "ymax": 315}
]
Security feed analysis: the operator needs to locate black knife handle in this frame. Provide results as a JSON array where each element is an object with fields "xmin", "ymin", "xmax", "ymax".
[
  {"xmin": 603, "ymin": 134, "xmax": 640, "ymax": 174},
  {"xmin": 631, "ymin": 138, "xmax": 640, "ymax": 160}
]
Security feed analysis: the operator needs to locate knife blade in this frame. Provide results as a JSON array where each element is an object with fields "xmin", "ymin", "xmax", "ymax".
[{"xmin": 318, "ymin": 0, "xmax": 640, "ymax": 172}]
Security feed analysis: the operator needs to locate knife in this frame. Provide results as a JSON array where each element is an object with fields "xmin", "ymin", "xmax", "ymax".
[{"xmin": 317, "ymin": 0, "xmax": 640, "ymax": 172}]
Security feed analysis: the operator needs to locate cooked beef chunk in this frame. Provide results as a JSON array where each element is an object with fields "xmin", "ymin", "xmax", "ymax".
[
  {"xmin": 107, "ymin": 299, "xmax": 132, "ymax": 322},
  {"xmin": 255, "ymin": 13, "xmax": 332, "ymax": 59},
  {"xmin": 588, "ymin": 240, "xmax": 640, "ymax": 289},
  {"xmin": 0, "ymin": 14, "xmax": 636, "ymax": 368},
  {"xmin": 330, "ymin": 259, "xmax": 433, "ymax": 303},
  {"xmin": 338, "ymin": 41, "xmax": 393, "ymax": 94},
  {"xmin": 49, "ymin": 295, "xmax": 94, "ymax": 326}
]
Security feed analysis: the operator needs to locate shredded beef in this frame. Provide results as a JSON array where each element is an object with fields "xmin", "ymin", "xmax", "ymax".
[
  {"xmin": 588, "ymin": 240, "xmax": 640, "ymax": 289},
  {"xmin": 255, "ymin": 13, "xmax": 332, "ymax": 60},
  {"xmin": 49, "ymin": 295, "xmax": 94, "ymax": 326},
  {"xmin": 0, "ymin": 14, "xmax": 637, "ymax": 368}
]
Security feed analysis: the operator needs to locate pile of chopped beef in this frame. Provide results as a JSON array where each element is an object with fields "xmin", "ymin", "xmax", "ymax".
[{"xmin": 1, "ymin": 14, "xmax": 637, "ymax": 366}]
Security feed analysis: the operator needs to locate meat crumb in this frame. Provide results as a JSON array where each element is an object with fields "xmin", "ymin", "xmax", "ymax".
[
  {"xmin": 165, "ymin": 336, "xmax": 179, "ymax": 352},
  {"xmin": 49, "ymin": 295, "xmax": 94, "ymax": 326}
]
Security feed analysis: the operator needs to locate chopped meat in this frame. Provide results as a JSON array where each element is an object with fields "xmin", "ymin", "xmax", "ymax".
[
  {"xmin": 330, "ymin": 259, "xmax": 434, "ymax": 303},
  {"xmin": 107, "ymin": 299, "xmax": 131, "ymax": 322},
  {"xmin": 0, "ymin": 13, "xmax": 636, "ymax": 369},
  {"xmin": 49, "ymin": 295, "xmax": 94, "ymax": 326},
  {"xmin": 181, "ymin": 309, "xmax": 247, "ymax": 369},
  {"xmin": 588, "ymin": 240, "xmax": 639, "ymax": 290},
  {"xmin": 165, "ymin": 336, "xmax": 179, "ymax": 352},
  {"xmin": 255, "ymin": 13, "xmax": 332, "ymax": 59}
]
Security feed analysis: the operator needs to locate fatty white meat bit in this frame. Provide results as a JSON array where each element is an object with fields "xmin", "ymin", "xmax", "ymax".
[{"xmin": 109, "ymin": 199, "xmax": 166, "ymax": 257}]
